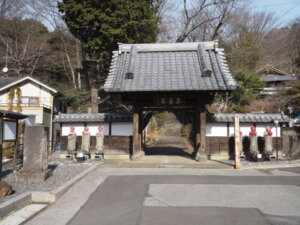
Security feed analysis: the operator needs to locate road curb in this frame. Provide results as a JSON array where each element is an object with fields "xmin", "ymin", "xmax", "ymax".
[
  {"xmin": 241, "ymin": 163, "xmax": 300, "ymax": 170},
  {"xmin": 0, "ymin": 192, "xmax": 32, "ymax": 220},
  {"xmin": 31, "ymin": 165, "xmax": 97, "ymax": 203},
  {"xmin": 98, "ymin": 163, "xmax": 232, "ymax": 169},
  {"xmin": 0, "ymin": 165, "xmax": 97, "ymax": 220}
]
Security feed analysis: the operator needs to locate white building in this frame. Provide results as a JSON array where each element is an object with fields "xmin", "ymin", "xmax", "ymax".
[{"xmin": 0, "ymin": 76, "xmax": 67, "ymax": 142}]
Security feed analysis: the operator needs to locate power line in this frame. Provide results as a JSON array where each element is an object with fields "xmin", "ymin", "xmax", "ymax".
[{"xmin": 276, "ymin": 2, "xmax": 300, "ymax": 20}]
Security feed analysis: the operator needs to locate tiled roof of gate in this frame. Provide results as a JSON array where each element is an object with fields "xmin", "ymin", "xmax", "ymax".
[
  {"xmin": 53, "ymin": 113, "xmax": 132, "ymax": 123},
  {"xmin": 207, "ymin": 113, "xmax": 290, "ymax": 123},
  {"xmin": 103, "ymin": 42, "xmax": 237, "ymax": 92}
]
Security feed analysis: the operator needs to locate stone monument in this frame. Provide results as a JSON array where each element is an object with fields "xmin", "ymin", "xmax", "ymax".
[
  {"xmin": 79, "ymin": 126, "xmax": 90, "ymax": 160},
  {"xmin": 249, "ymin": 126, "xmax": 261, "ymax": 161},
  {"xmin": 16, "ymin": 125, "xmax": 52, "ymax": 182},
  {"xmin": 95, "ymin": 126, "xmax": 104, "ymax": 160},
  {"xmin": 264, "ymin": 126, "xmax": 275, "ymax": 160},
  {"xmin": 66, "ymin": 126, "xmax": 77, "ymax": 160}
]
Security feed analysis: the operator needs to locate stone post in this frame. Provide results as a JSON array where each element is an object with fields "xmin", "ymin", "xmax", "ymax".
[{"xmin": 16, "ymin": 125, "xmax": 52, "ymax": 182}]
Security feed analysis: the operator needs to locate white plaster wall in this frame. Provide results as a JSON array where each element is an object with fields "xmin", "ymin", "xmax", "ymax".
[
  {"xmin": 86, "ymin": 123, "xmax": 109, "ymax": 136},
  {"xmin": 40, "ymin": 86, "xmax": 52, "ymax": 107},
  {"xmin": 256, "ymin": 124, "xmax": 281, "ymax": 137},
  {"xmin": 229, "ymin": 123, "xmax": 280, "ymax": 137},
  {"xmin": 0, "ymin": 92, "xmax": 6, "ymax": 104},
  {"xmin": 62, "ymin": 123, "xmax": 109, "ymax": 136},
  {"xmin": 20, "ymin": 82, "xmax": 40, "ymax": 96},
  {"xmin": 22, "ymin": 109, "xmax": 43, "ymax": 124},
  {"xmin": 61, "ymin": 122, "xmax": 133, "ymax": 136},
  {"xmin": 111, "ymin": 122, "xmax": 133, "ymax": 136},
  {"xmin": 62, "ymin": 123, "xmax": 84, "ymax": 136},
  {"xmin": 207, "ymin": 122, "xmax": 282, "ymax": 137},
  {"xmin": 229, "ymin": 123, "xmax": 253, "ymax": 137},
  {"xmin": 206, "ymin": 123, "xmax": 227, "ymax": 137}
]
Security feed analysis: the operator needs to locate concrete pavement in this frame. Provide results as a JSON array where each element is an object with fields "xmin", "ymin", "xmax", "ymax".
[{"xmin": 25, "ymin": 167, "xmax": 300, "ymax": 225}]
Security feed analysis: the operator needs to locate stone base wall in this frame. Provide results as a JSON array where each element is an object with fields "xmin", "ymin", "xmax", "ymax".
[
  {"xmin": 206, "ymin": 136, "xmax": 282, "ymax": 158},
  {"xmin": 59, "ymin": 136, "xmax": 132, "ymax": 155}
]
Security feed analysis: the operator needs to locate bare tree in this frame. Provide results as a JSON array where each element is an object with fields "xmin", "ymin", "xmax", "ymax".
[
  {"xmin": 25, "ymin": 0, "xmax": 83, "ymax": 90},
  {"xmin": 260, "ymin": 18, "xmax": 300, "ymax": 76},
  {"xmin": 174, "ymin": 0, "xmax": 245, "ymax": 42}
]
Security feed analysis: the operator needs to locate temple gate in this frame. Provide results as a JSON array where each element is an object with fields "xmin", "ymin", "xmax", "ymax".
[{"xmin": 103, "ymin": 41, "xmax": 237, "ymax": 161}]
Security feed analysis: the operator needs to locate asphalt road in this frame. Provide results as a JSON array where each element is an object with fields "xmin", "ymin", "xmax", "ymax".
[{"xmin": 65, "ymin": 167, "xmax": 300, "ymax": 225}]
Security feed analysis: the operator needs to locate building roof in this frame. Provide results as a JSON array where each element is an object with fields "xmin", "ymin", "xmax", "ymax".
[
  {"xmin": 260, "ymin": 75, "xmax": 298, "ymax": 82},
  {"xmin": 257, "ymin": 64, "xmax": 290, "ymax": 76},
  {"xmin": 0, "ymin": 77, "xmax": 22, "ymax": 89},
  {"xmin": 0, "ymin": 109, "xmax": 27, "ymax": 119},
  {"xmin": 0, "ymin": 76, "xmax": 58, "ymax": 94},
  {"xmin": 53, "ymin": 113, "xmax": 132, "ymax": 123},
  {"xmin": 103, "ymin": 41, "xmax": 237, "ymax": 93},
  {"xmin": 207, "ymin": 113, "xmax": 290, "ymax": 123}
]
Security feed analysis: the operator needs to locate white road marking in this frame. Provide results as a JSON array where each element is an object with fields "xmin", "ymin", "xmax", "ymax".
[{"xmin": 145, "ymin": 184, "xmax": 300, "ymax": 216}]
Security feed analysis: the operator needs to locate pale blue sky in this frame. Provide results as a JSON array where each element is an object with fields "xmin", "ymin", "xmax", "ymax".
[{"xmin": 251, "ymin": 0, "xmax": 300, "ymax": 25}]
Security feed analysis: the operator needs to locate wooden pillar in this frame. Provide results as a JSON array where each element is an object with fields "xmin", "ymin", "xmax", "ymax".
[
  {"xmin": 194, "ymin": 107, "xmax": 200, "ymax": 158},
  {"xmin": 194, "ymin": 104, "xmax": 207, "ymax": 161},
  {"xmin": 0, "ymin": 116, "xmax": 3, "ymax": 180},
  {"xmin": 139, "ymin": 110, "xmax": 143, "ymax": 151},
  {"xmin": 234, "ymin": 116, "xmax": 241, "ymax": 169},
  {"xmin": 133, "ymin": 110, "xmax": 140, "ymax": 156},
  {"xmin": 199, "ymin": 105, "xmax": 207, "ymax": 160}
]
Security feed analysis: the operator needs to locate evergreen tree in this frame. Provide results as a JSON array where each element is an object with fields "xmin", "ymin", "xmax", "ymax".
[
  {"xmin": 58, "ymin": 0, "xmax": 160, "ymax": 112},
  {"xmin": 228, "ymin": 72, "xmax": 265, "ymax": 112}
]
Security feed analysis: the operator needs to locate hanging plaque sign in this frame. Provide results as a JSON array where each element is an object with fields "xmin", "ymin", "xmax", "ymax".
[{"xmin": 153, "ymin": 95, "xmax": 185, "ymax": 107}]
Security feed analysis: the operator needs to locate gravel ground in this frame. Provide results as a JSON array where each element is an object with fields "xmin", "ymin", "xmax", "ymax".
[{"xmin": 0, "ymin": 162, "xmax": 93, "ymax": 203}]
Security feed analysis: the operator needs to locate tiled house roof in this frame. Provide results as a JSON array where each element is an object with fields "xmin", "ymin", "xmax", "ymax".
[
  {"xmin": 207, "ymin": 113, "xmax": 290, "ymax": 123},
  {"xmin": 53, "ymin": 113, "xmax": 132, "ymax": 123},
  {"xmin": 260, "ymin": 75, "xmax": 297, "ymax": 82},
  {"xmin": 103, "ymin": 42, "xmax": 237, "ymax": 92},
  {"xmin": 257, "ymin": 64, "xmax": 290, "ymax": 76},
  {"xmin": 0, "ymin": 77, "xmax": 21, "ymax": 89}
]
